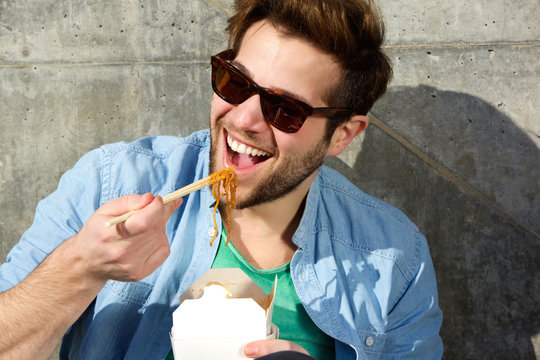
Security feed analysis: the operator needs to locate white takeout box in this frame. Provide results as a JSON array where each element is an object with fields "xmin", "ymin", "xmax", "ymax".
[{"xmin": 170, "ymin": 268, "xmax": 278, "ymax": 360}]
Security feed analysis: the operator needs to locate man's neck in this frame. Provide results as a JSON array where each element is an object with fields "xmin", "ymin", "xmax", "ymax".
[{"xmin": 225, "ymin": 171, "xmax": 316, "ymax": 270}]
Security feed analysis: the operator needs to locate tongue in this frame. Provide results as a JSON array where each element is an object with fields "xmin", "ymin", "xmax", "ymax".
[
  {"xmin": 232, "ymin": 152, "xmax": 256, "ymax": 168},
  {"xmin": 232, "ymin": 152, "xmax": 269, "ymax": 168}
]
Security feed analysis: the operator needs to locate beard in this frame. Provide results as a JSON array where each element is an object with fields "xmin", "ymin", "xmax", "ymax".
[{"xmin": 209, "ymin": 120, "xmax": 330, "ymax": 209}]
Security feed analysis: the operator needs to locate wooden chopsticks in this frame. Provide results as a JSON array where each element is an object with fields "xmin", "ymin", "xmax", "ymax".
[{"xmin": 104, "ymin": 168, "xmax": 231, "ymax": 228}]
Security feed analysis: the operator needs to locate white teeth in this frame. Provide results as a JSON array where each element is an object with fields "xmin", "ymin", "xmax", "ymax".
[{"xmin": 227, "ymin": 135, "xmax": 269, "ymax": 157}]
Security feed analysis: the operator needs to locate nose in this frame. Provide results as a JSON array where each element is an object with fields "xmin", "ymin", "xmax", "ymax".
[{"xmin": 228, "ymin": 94, "xmax": 270, "ymax": 133}]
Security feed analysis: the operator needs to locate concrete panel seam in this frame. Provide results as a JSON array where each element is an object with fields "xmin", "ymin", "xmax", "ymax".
[
  {"xmin": 0, "ymin": 59, "xmax": 208, "ymax": 68},
  {"xmin": 383, "ymin": 40, "xmax": 540, "ymax": 50},
  {"xmin": 367, "ymin": 113, "xmax": 540, "ymax": 240}
]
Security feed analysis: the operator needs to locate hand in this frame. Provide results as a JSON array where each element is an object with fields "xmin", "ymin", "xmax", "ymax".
[
  {"xmin": 73, "ymin": 193, "xmax": 182, "ymax": 283},
  {"xmin": 244, "ymin": 339, "xmax": 310, "ymax": 358}
]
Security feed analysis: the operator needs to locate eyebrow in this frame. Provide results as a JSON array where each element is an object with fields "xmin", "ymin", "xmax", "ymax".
[{"xmin": 230, "ymin": 59, "xmax": 314, "ymax": 106}]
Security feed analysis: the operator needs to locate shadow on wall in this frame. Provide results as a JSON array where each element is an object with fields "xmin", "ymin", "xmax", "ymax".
[{"xmin": 326, "ymin": 85, "xmax": 540, "ymax": 359}]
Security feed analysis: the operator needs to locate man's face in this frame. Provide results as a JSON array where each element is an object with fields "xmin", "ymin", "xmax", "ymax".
[{"xmin": 209, "ymin": 21, "xmax": 342, "ymax": 209}]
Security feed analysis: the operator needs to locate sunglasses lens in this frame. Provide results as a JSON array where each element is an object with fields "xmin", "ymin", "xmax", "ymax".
[
  {"xmin": 213, "ymin": 61, "xmax": 252, "ymax": 104},
  {"xmin": 211, "ymin": 56, "xmax": 306, "ymax": 133},
  {"xmin": 261, "ymin": 94, "xmax": 305, "ymax": 133}
]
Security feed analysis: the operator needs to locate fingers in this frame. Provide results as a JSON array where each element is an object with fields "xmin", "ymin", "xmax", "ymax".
[
  {"xmin": 116, "ymin": 195, "xmax": 182, "ymax": 237},
  {"xmin": 107, "ymin": 195, "xmax": 180, "ymax": 280},
  {"xmin": 141, "ymin": 237, "xmax": 171, "ymax": 276},
  {"xmin": 114, "ymin": 230, "xmax": 171, "ymax": 281},
  {"xmin": 76, "ymin": 193, "xmax": 182, "ymax": 283},
  {"xmin": 100, "ymin": 192, "xmax": 155, "ymax": 217},
  {"xmin": 244, "ymin": 340, "xmax": 309, "ymax": 359},
  {"xmin": 120, "ymin": 196, "xmax": 165, "ymax": 234}
]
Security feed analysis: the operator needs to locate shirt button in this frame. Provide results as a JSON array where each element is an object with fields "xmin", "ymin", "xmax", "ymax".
[
  {"xmin": 365, "ymin": 336, "xmax": 375, "ymax": 347},
  {"xmin": 207, "ymin": 227, "xmax": 217, "ymax": 237}
]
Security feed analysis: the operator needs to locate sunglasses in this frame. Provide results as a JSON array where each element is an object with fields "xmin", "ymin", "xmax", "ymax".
[{"xmin": 211, "ymin": 50, "xmax": 355, "ymax": 133}]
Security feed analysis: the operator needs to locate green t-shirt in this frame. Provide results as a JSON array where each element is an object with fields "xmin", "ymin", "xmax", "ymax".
[{"xmin": 166, "ymin": 228, "xmax": 335, "ymax": 360}]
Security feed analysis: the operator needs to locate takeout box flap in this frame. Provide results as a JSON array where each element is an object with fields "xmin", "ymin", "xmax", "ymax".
[
  {"xmin": 266, "ymin": 275, "xmax": 277, "ymax": 334},
  {"xmin": 177, "ymin": 268, "xmax": 277, "ymax": 333},
  {"xmin": 180, "ymin": 268, "xmax": 275, "ymax": 311}
]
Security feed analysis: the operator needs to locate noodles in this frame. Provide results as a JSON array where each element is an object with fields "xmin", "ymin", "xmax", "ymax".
[
  {"xmin": 104, "ymin": 166, "xmax": 237, "ymax": 229},
  {"xmin": 209, "ymin": 166, "xmax": 237, "ymax": 246}
]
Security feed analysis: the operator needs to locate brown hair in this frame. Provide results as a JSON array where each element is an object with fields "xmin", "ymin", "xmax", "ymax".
[{"xmin": 227, "ymin": 0, "xmax": 393, "ymax": 136}]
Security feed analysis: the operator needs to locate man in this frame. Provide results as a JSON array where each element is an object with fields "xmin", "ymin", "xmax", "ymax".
[{"xmin": 0, "ymin": 0, "xmax": 443, "ymax": 359}]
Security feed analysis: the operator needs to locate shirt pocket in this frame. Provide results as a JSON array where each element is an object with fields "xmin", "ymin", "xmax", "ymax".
[{"xmin": 106, "ymin": 280, "xmax": 154, "ymax": 306}]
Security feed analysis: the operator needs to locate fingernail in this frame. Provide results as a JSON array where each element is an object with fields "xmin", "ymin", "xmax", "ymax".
[
  {"xmin": 244, "ymin": 345, "xmax": 257, "ymax": 357},
  {"xmin": 175, "ymin": 198, "xmax": 183, "ymax": 207}
]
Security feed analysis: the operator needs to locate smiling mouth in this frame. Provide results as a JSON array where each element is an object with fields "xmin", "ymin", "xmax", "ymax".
[{"xmin": 226, "ymin": 135, "xmax": 271, "ymax": 168}]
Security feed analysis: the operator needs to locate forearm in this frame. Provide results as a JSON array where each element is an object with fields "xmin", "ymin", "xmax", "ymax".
[
  {"xmin": 0, "ymin": 193, "xmax": 178, "ymax": 358},
  {"xmin": 0, "ymin": 237, "xmax": 105, "ymax": 359}
]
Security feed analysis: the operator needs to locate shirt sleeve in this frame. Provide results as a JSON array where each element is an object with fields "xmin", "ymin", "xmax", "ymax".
[
  {"xmin": 0, "ymin": 147, "xmax": 106, "ymax": 292},
  {"xmin": 382, "ymin": 234, "xmax": 444, "ymax": 359}
]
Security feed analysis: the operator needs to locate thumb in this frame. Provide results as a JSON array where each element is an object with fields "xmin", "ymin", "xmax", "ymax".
[
  {"xmin": 163, "ymin": 197, "xmax": 183, "ymax": 219},
  {"xmin": 244, "ymin": 340, "xmax": 309, "ymax": 359},
  {"xmin": 100, "ymin": 193, "xmax": 155, "ymax": 216}
]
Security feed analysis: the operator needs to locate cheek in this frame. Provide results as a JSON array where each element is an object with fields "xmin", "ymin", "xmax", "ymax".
[
  {"xmin": 275, "ymin": 122, "xmax": 326, "ymax": 154},
  {"xmin": 273, "ymin": 130, "xmax": 303, "ymax": 155},
  {"xmin": 210, "ymin": 95, "xmax": 233, "ymax": 125}
]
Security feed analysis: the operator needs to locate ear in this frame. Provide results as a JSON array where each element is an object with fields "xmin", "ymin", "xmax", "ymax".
[{"xmin": 326, "ymin": 115, "xmax": 368, "ymax": 156}]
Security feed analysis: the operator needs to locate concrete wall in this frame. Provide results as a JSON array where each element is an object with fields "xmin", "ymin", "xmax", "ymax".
[{"xmin": 0, "ymin": 0, "xmax": 538, "ymax": 358}]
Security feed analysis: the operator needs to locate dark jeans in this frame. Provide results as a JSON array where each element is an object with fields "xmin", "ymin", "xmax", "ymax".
[{"xmin": 256, "ymin": 351, "xmax": 316, "ymax": 360}]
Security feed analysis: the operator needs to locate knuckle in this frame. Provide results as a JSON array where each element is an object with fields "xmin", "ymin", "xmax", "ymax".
[
  {"xmin": 160, "ymin": 242, "xmax": 171, "ymax": 257},
  {"xmin": 136, "ymin": 216, "xmax": 153, "ymax": 231},
  {"xmin": 109, "ymin": 247, "xmax": 126, "ymax": 263}
]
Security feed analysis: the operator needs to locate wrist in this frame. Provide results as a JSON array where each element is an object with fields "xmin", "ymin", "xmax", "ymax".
[{"xmin": 55, "ymin": 235, "xmax": 108, "ymax": 295}]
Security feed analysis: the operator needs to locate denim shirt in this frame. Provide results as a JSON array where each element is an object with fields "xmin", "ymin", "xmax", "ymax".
[{"xmin": 0, "ymin": 129, "xmax": 443, "ymax": 359}]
